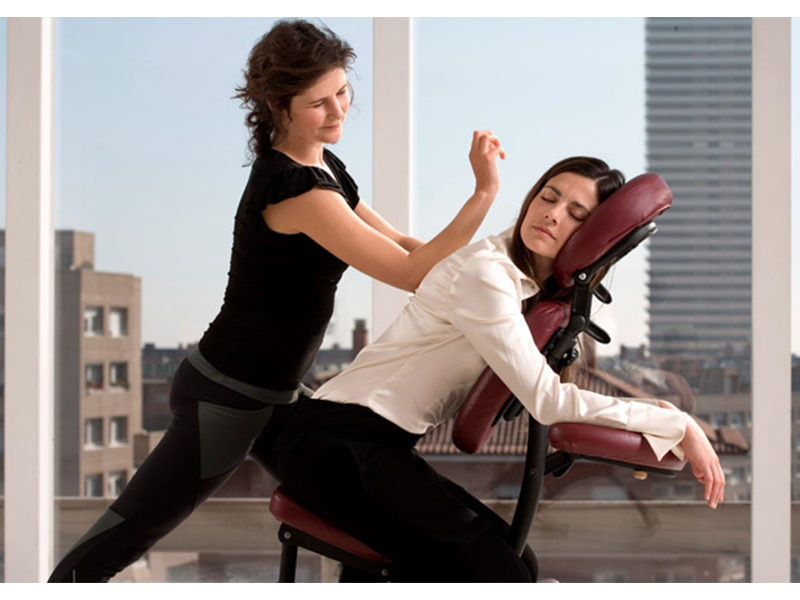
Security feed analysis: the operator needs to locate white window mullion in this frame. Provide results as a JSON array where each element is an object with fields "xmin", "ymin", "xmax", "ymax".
[
  {"xmin": 4, "ymin": 17, "xmax": 56, "ymax": 581},
  {"xmin": 751, "ymin": 16, "xmax": 792, "ymax": 583},
  {"xmin": 372, "ymin": 17, "xmax": 413, "ymax": 339}
]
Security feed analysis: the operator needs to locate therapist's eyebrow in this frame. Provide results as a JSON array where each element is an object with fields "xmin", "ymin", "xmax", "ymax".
[{"xmin": 307, "ymin": 84, "xmax": 348, "ymax": 106}]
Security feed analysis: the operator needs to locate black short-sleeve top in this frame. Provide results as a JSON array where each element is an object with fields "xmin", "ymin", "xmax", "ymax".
[{"xmin": 198, "ymin": 147, "xmax": 360, "ymax": 390}]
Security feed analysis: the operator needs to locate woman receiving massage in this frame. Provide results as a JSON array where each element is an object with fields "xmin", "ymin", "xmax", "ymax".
[{"xmin": 272, "ymin": 156, "xmax": 726, "ymax": 583}]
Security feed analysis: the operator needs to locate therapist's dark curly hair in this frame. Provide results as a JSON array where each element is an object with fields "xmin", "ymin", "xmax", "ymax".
[{"xmin": 234, "ymin": 19, "xmax": 356, "ymax": 160}]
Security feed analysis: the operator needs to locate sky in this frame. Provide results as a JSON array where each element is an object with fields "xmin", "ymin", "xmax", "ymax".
[{"xmin": 1, "ymin": 17, "xmax": 798, "ymax": 356}]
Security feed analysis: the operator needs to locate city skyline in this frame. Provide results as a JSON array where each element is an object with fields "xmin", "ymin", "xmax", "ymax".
[{"xmin": 0, "ymin": 18, "xmax": 798, "ymax": 355}]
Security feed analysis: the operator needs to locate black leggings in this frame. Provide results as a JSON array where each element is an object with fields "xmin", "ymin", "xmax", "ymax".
[
  {"xmin": 48, "ymin": 360, "xmax": 293, "ymax": 583},
  {"xmin": 274, "ymin": 398, "xmax": 534, "ymax": 583}
]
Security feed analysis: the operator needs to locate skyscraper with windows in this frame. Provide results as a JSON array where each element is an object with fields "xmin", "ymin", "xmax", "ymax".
[{"xmin": 646, "ymin": 18, "xmax": 752, "ymax": 357}]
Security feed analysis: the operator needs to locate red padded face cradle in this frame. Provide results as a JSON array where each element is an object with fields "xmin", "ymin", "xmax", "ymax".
[{"xmin": 553, "ymin": 173, "xmax": 672, "ymax": 288}]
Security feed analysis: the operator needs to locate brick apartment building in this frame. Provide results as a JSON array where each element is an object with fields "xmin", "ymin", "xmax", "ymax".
[{"xmin": 1, "ymin": 230, "xmax": 142, "ymax": 498}]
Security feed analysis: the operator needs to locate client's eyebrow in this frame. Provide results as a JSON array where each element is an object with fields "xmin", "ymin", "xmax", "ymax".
[
  {"xmin": 544, "ymin": 184, "xmax": 562, "ymax": 197},
  {"xmin": 545, "ymin": 184, "xmax": 592, "ymax": 215}
]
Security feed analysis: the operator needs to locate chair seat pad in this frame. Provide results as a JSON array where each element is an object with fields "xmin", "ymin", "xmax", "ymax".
[
  {"xmin": 269, "ymin": 486, "xmax": 391, "ymax": 564},
  {"xmin": 548, "ymin": 422, "xmax": 686, "ymax": 471}
]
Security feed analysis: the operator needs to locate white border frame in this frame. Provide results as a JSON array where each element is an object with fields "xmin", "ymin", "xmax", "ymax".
[
  {"xmin": 1, "ymin": 15, "xmax": 794, "ymax": 583},
  {"xmin": 4, "ymin": 16, "xmax": 56, "ymax": 582},
  {"xmin": 371, "ymin": 17, "xmax": 414, "ymax": 338},
  {"xmin": 751, "ymin": 16, "xmax": 792, "ymax": 583}
]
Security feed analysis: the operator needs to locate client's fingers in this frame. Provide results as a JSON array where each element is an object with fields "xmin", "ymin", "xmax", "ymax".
[{"xmin": 713, "ymin": 460, "xmax": 726, "ymax": 507}]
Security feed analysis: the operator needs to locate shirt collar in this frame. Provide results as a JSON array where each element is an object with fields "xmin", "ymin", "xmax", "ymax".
[{"xmin": 491, "ymin": 227, "xmax": 539, "ymax": 300}]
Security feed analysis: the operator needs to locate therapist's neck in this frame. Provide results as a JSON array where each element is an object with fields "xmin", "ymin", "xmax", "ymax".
[{"xmin": 272, "ymin": 132, "xmax": 325, "ymax": 167}]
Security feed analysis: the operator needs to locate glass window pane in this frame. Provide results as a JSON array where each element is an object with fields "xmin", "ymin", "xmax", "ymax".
[
  {"xmin": 84, "ymin": 418, "xmax": 103, "ymax": 448},
  {"xmin": 414, "ymin": 17, "xmax": 752, "ymax": 582},
  {"xmin": 84, "ymin": 306, "xmax": 103, "ymax": 335},
  {"xmin": 109, "ymin": 307, "xmax": 128, "ymax": 337},
  {"xmin": 109, "ymin": 362, "xmax": 129, "ymax": 388},
  {"xmin": 108, "ymin": 470, "xmax": 127, "ymax": 497},
  {"xmin": 85, "ymin": 363, "xmax": 104, "ymax": 390},
  {"xmin": 84, "ymin": 473, "xmax": 103, "ymax": 497},
  {"xmin": 110, "ymin": 416, "xmax": 128, "ymax": 445}
]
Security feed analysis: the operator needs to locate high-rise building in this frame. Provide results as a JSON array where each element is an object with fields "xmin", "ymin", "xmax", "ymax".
[{"xmin": 645, "ymin": 18, "xmax": 752, "ymax": 357}]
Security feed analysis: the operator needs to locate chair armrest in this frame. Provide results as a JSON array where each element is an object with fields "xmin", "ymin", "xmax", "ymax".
[{"xmin": 548, "ymin": 422, "xmax": 687, "ymax": 472}]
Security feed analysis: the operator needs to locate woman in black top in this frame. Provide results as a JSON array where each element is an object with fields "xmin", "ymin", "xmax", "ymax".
[{"xmin": 49, "ymin": 19, "xmax": 504, "ymax": 582}]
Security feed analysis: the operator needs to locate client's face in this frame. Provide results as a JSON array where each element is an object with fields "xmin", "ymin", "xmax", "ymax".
[{"xmin": 520, "ymin": 172, "xmax": 599, "ymax": 261}]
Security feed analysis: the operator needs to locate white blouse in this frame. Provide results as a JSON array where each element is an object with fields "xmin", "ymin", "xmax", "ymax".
[{"xmin": 313, "ymin": 229, "xmax": 688, "ymax": 460}]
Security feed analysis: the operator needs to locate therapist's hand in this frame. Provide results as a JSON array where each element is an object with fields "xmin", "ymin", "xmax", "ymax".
[{"xmin": 469, "ymin": 129, "xmax": 505, "ymax": 196}]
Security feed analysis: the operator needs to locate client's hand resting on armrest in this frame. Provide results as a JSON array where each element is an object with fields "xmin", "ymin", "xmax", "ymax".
[{"xmin": 658, "ymin": 400, "xmax": 725, "ymax": 509}]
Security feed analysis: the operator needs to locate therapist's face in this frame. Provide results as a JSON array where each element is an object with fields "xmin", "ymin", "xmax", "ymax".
[{"xmin": 519, "ymin": 172, "xmax": 599, "ymax": 259}]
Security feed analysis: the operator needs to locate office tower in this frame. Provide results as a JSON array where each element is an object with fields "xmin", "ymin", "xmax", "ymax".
[{"xmin": 646, "ymin": 18, "xmax": 752, "ymax": 357}]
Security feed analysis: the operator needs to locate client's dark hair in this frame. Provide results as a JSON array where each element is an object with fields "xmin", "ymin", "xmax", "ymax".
[{"xmin": 509, "ymin": 157, "xmax": 625, "ymax": 382}]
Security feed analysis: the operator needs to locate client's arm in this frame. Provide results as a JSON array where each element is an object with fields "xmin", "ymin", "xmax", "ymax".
[
  {"xmin": 449, "ymin": 252, "xmax": 727, "ymax": 503},
  {"xmin": 658, "ymin": 400, "xmax": 725, "ymax": 509},
  {"xmin": 449, "ymin": 254, "xmax": 686, "ymax": 459}
]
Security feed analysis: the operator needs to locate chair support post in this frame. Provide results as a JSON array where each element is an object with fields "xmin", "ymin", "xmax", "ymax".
[
  {"xmin": 278, "ymin": 533, "xmax": 298, "ymax": 583},
  {"xmin": 507, "ymin": 417, "xmax": 549, "ymax": 554}
]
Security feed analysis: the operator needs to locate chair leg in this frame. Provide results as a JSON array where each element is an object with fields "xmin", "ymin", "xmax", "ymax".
[{"xmin": 278, "ymin": 538, "xmax": 298, "ymax": 583}]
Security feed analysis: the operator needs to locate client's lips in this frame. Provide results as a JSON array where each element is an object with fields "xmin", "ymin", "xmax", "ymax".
[{"xmin": 534, "ymin": 226, "xmax": 556, "ymax": 240}]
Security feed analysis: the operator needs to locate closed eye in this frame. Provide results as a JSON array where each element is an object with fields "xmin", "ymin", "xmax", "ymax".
[{"xmin": 569, "ymin": 207, "xmax": 591, "ymax": 222}]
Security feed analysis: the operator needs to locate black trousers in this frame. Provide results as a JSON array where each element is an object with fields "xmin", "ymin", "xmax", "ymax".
[
  {"xmin": 274, "ymin": 398, "xmax": 534, "ymax": 583},
  {"xmin": 48, "ymin": 360, "xmax": 294, "ymax": 582}
]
